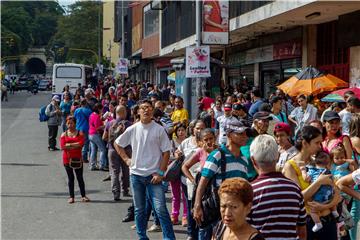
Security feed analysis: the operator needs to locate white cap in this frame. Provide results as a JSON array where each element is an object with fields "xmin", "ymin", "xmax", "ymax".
[{"xmin": 52, "ymin": 95, "xmax": 60, "ymax": 102}]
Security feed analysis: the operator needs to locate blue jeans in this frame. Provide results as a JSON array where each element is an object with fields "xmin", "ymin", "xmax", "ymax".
[
  {"xmin": 198, "ymin": 221, "xmax": 217, "ymax": 240},
  {"xmin": 350, "ymin": 186, "xmax": 360, "ymax": 240},
  {"xmin": 131, "ymin": 174, "xmax": 175, "ymax": 240},
  {"xmin": 81, "ymin": 131, "xmax": 89, "ymax": 162},
  {"xmin": 89, "ymin": 133, "xmax": 108, "ymax": 169}
]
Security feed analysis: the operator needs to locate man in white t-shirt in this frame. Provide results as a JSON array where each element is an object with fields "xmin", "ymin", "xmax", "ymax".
[
  {"xmin": 114, "ymin": 99, "xmax": 175, "ymax": 240},
  {"xmin": 216, "ymin": 103, "xmax": 238, "ymax": 145}
]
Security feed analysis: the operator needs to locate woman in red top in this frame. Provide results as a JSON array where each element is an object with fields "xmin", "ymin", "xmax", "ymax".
[{"xmin": 60, "ymin": 116, "xmax": 90, "ymax": 204}]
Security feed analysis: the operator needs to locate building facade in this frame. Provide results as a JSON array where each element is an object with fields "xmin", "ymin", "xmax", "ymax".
[{"xmin": 109, "ymin": 1, "xmax": 360, "ymax": 96}]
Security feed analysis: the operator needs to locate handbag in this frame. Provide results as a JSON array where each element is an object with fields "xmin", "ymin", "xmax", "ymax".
[
  {"xmin": 191, "ymin": 148, "xmax": 226, "ymax": 228},
  {"xmin": 65, "ymin": 130, "xmax": 83, "ymax": 169},
  {"xmin": 163, "ymin": 154, "xmax": 185, "ymax": 182},
  {"xmin": 69, "ymin": 157, "xmax": 82, "ymax": 169}
]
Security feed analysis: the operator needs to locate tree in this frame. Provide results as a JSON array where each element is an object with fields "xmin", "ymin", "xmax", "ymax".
[
  {"xmin": 49, "ymin": 1, "xmax": 103, "ymax": 66},
  {"xmin": 1, "ymin": 1, "xmax": 64, "ymax": 57}
]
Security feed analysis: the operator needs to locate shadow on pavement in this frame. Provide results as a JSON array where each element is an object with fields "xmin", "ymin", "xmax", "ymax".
[{"xmin": 1, "ymin": 163, "xmax": 48, "ymax": 167}]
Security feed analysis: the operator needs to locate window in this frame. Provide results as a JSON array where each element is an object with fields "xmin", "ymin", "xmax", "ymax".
[
  {"xmin": 56, "ymin": 67, "xmax": 82, "ymax": 79},
  {"xmin": 143, "ymin": 4, "xmax": 159, "ymax": 38}
]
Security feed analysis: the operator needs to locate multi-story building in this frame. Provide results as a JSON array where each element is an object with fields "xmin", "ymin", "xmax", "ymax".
[{"xmin": 109, "ymin": 1, "xmax": 360, "ymax": 98}]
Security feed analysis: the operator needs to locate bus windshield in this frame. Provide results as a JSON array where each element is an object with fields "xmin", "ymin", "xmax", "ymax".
[{"xmin": 56, "ymin": 66, "xmax": 82, "ymax": 79}]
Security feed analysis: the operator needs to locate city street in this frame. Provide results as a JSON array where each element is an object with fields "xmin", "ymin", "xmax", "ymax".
[{"xmin": 1, "ymin": 91, "xmax": 187, "ymax": 239}]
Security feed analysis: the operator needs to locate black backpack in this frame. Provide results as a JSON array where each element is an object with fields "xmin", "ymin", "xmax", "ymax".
[{"xmin": 191, "ymin": 148, "xmax": 226, "ymax": 228}]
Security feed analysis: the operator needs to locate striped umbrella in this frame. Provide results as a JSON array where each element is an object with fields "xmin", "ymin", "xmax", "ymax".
[
  {"xmin": 277, "ymin": 66, "xmax": 348, "ymax": 97},
  {"xmin": 321, "ymin": 87, "xmax": 360, "ymax": 102}
]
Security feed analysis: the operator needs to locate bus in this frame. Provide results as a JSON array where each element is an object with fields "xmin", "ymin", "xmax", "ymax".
[{"xmin": 52, "ymin": 63, "xmax": 93, "ymax": 96}]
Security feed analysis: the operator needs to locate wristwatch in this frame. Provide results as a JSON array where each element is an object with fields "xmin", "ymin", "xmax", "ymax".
[{"xmin": 157, "ymin": 169, "xmax": 165, "ymax": 177}]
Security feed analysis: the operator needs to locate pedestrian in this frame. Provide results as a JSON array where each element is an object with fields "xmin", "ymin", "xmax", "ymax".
[
  {"xmin": 248, "ymin": 134, "xmax": 306, "ymax": 239},
  {"xmin": 114, "ymin": 99, "xmax": 175, "ymax": 240},
  {"xmin": 176, "ymin": 119, "xmax": 206, "ymax": 239},
  {"xmin": 45, "ymin": 95, "xmax": 62, "ymax": 151},
  {"xmin": 74, "ymin": 99, "xmax": 92, "ymax": 163},
  {"xmin": 322, "ymin": 111, "xmax": 354, "ymax": 160},
  {"xmin": 213, "ymin": 178, "xmax": 264, "ymax": 240},
  {"xmin": 169, "ymin": 124, "xmax": 188, "ymax": 226},
  {"xmin": 248, "ymin": 89, "xmax": 264, "ymax": 117},
  {"xmin": 60, "ymin": 116, "xmax": 90, "ymax": 204},
  {"xmin": 171, "ymin": 96, "xmax": 189, "ymax": 127},
  {"xmin": 193, "ymin": 120, "xmax": 249, "ymax": 239},
  {"xmin": 283, "ymin": 126, "xmax": 341, "ymax": 240},
  {"xmin": 216, "ymin": 103, "xmax": 238, "ymax": 145},
  {"xmin": 251, "ymin": 111, "xmax": 272, "ymax": 137},
  {"xmin": 273, "ymin": 122, "xmax": 298, "ymax": 171},
  {"xmin": 103, "ymin": 105, "xmax": 131, "ymax": 200},
  {"xmin": 288, "ymin": 94, "xmax": 318, "ymax": 139},
  {"xmin": 88, "ymin": 103, "xmax": 108, "ymax": 171},
  {"xmin": 60, "ymin": 92, "xmax": 72, "ymax": 132}
]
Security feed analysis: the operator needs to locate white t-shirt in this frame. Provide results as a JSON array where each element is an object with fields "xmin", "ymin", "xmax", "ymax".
[
  {"xmin": 115, "ymin": 121, "xmax": 172, "ymax": 177},
  {"xmin": 277, "ymin": 146, "xmax": 298, "ymax": 171},
  {"xmin": 352, "ymin": 169, "xmax": 360, "ymax": 185},
  {"xmin": 339, "ymin": 109, "xmax": 352, "ymax": 136}
]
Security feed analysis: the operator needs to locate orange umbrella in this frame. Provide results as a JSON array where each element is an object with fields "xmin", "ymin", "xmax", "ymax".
[{"xmin": 277, "ymin": 66, "xmax": 348, "ymax": 97}]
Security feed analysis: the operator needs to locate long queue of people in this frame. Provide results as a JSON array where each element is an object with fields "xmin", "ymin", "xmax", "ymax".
[{"xmin": 43, "ymin": 78, "xmax": 360, "ymax": 240}]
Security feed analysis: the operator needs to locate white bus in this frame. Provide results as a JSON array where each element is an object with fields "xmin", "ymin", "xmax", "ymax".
[{"xmin": 52, "ymin": 63, "xmax": 93, "ymax": 96}]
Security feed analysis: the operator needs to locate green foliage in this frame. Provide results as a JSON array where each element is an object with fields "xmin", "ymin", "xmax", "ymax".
[
  {"xmin": 50, "ymin": 1, "xmax": 103, "ymax": 65},
  {"xmin": 1, "ymin": 1, "xmax": 64, "ymax": 57}
]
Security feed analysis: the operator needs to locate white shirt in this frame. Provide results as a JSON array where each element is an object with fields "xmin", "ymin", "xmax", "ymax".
[
  {"xmin": 115, "ymin": 121, "xmax": 172, "ymax": 176},
  {"xmin": 339, "ymin": 109, "xmax": 352, "ymax": 136},
  {"xmin": 277, "ymin": 146, "xmax": 298, "ymax": 171},
  {"xmin": 352, "ymin": 169, "xmax": 360, "ymax": 185}
]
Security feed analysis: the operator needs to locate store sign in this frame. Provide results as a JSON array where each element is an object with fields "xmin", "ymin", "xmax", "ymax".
[
  {"xmin": 273, "ymin": 41, "xmax": 302, "ymax": 60},
  {"xmin": 202, "ymin": 0, "xmax": 229, "ymax": 45},
  {"xmin": 186, "ymin": 46, "xmax": 211, "ymax": 78},
  {"xmin": 116, "ymin": 58, "xmax": 129, "ymax": 74}
]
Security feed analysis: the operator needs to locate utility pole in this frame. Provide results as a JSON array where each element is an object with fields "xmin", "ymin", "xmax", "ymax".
[
  {"xmin": 120, "ymin": 0, "xmax": 125, "ymax": 83},
  {"xmin": 98, "ymin": 1, "xmax": 102, "ymax": 78},
  {"xmin": 108, "ymin": 40, "xmax": 112, "ymax": 71},
  {"xmin": 195, "ymin": 0, "xmax": 202, "ymax": 116}
]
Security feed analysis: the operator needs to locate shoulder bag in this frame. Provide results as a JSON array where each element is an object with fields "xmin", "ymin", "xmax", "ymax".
[{"xmin": 191, "ymin": 147, "xmax": 226, "ymax": 228}]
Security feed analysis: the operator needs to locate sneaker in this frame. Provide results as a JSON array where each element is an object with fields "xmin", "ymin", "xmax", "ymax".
[
  {"xmin": 171, "ymin": 216, "xmax": 179, "ymax": 225},
  {"xmin": 90, "ymin": 166, "xmax": 98, "ymax": 171},
  {"xmin": 103, "ymin": 175, "xmax": 111, "ymax": 181},
  {"xmin": 81, "ymin": 196, "xmax": 90, "ymax": 202},
  {"xmin": 99, "ymin": 167, "xmax": 109, "ymax": 171},
  {"xmin": 68, "ymin": 197, "xmax": 75, "ymax": 204},
  {"xmin": 147, "ymin": 224, "xmax": 161, "ymax": 232},
  {"xmin": 182, "ymin": 216, "xmax": 188, "ymax": 227},
  {"xmin": 131, "ymin": 224, "xmax": 136, "ymax": 230}
]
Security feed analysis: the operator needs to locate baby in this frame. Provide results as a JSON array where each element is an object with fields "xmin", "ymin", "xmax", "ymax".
[{"xmin": 301, "ymin": 151, "xmax": 339, "ymax": 232}]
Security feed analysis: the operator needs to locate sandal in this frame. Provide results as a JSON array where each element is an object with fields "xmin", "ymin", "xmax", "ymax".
[
  {"xmin": 81, "ymin": 196, "xmax": 90, "ymax": 202},
  {"xmin": 68, "ymin": 197, "xmax": 75, "ymax": 204}
]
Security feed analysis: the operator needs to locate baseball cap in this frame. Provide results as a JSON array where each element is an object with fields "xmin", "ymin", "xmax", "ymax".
[
  {"xmin": 85, "ymin": 88, "xmax": 94, "ymax": 95},
  {"xmin": 225, "ymin": 120, "xmax": 248, "ymax": 134},
  {"xmin": 52, "ymin": 95, "xmax": 60, "ymax": 102},
  {"xmin": 323, "ymin": 111, "xmax": 340, "ymax": 122},
  {"xmin": 224, "ymin": 103, "xmax": 232, "ymax": 111},
  {"xmin": 274, "ymin": 122, "xmax": 291, "ymax": 135},
  {"xmin": 253, "ymin": 111, "xmax": 273, "ymax": 120}
]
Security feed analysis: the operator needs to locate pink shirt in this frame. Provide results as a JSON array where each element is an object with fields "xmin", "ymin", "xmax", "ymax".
[
  {"xmin": 193, "ymin": 148, "xmax": 209, "ymax": 168},
  {"xmin": 89, "ymin": 112, "xmax": 103, "ymax": 135}
]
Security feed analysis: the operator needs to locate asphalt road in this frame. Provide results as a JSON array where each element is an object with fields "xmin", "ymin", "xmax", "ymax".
[{"xmin": 1, "ymin": 91, "xmax": 188, "ymax": 239}]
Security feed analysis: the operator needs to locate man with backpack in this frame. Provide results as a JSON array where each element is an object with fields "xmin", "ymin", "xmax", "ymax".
[
  {"xmin": 104, "ymin": 105, "xmax": 131, "ymax": 200},
  {"xmin": 192, "ymin": 120, "xmax": 250, "ymax": 239},
  {"xmin": 45, "ymin": 96, "xmax": 62, "ymax": 151}
]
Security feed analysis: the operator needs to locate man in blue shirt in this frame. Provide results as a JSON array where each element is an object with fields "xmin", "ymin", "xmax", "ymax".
[
  {"xmin": 248, "ymin": 89, "xmax": 264, "ymax": 117},
  {"xmin": 74, "ymin": 99, "xmax": 92, "ymax": 162}
]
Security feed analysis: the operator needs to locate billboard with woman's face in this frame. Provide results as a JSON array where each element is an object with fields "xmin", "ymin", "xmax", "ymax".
[{"xmin": 202, "ymin": 0, "xmax": 229, "ymax": 45}]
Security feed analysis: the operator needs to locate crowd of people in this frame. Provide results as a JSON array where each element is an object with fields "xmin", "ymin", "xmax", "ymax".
[{"xmin": 43, "ymin": 76, "xmax": 360, "ymax": 240}]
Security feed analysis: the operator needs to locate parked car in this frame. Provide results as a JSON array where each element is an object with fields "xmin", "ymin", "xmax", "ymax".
[
  {"xmin": 16, "ymin": 77, "xmax": 32, "ymax": 91},
  {"xmin": 38, "ymin": 79, "xmax": 50, "ymax": 91}
]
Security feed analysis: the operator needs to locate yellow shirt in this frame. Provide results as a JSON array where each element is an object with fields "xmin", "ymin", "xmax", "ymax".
[{"xmin": 171, "ymin": 108, "xmax": 189, "ymax": 124}]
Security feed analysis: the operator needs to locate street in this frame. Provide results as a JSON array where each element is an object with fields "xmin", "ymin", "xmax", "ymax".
[{"xmin": 1, "ymin": 91, "xmax": 187, "ymax": 239}]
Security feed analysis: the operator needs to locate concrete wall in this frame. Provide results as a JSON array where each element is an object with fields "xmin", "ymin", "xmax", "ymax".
[{"xmin": 102, "ymin": 1, "xmax": 120, "ymax": 67}]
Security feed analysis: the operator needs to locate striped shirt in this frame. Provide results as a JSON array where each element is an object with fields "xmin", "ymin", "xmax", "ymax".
[
  {"xmin": 201, "ymin": 144, "xmax": 248, "ymax": 186},
  {"xmin": 247, "ymin": 172, "xmax": 306, "ymax": 240}
]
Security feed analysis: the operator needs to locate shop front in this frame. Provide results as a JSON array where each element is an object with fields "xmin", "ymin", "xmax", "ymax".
[{"xmin": 227, "ymin": 39, "xmax": 302, "ymax": 98}]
